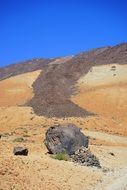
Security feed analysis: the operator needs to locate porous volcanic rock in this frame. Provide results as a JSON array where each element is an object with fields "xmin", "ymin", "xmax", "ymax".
[
  {"xmin": 13, "ymin": 147, "xmax": 28, "ymax": 156},
  {"xmin": 71, "ymin": 146, "xmax": 101, "ymax": 168},
  {"xmin": 44, "ymin": 123, "xmax": 89, "ymax": 155}
]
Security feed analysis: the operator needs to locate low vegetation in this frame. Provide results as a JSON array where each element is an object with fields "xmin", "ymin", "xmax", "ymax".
[
  {"xmin": 13, "ymin": 137, "xmax": 25, "ymax": 142},
  {"xmin": 51, "ymin": 152, "xmax": 70, "ymax": 161}
]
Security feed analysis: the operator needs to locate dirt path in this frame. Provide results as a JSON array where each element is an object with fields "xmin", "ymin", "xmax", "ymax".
[
  {"xmin": 105, "ymin": 171, "xmax": 127, "ymax": 190},
  {"xmin": 84, "ymin": 130, "xmax": 127, "ymax": 146}
]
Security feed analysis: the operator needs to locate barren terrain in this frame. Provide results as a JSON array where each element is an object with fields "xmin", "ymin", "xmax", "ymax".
[
  {"xmin": 71, "ymin": 64, "xmax": 127, "ymax": 125},
  {"xmin": 0, "ymin": 70, "xmax": 41, "ymax": 106},
  {"xmin": 0, "ymin": 43, "xmax": 127, "ymax": 190},
  {"xmin": 0, "ymin": 106, "xmax": 127, "ymax": 190}
]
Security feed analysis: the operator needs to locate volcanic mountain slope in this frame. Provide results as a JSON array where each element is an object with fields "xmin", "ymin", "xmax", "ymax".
[
  {"xmin": 0, "ymin": 70, "xmax": 41, "ymax": 106},
  {"xmin": 0, "ymin": 58, "xmax": 51, "ymax": 80},
  {"xmin": 0, "ymin": 43, "xmax": 127, "ymax": 118},
  {"xmin": 27, "ymin": 43, "xmax": 127, "ymax": 118},
  {"xmin": 0, "ymin": 43, "xmax": 127, "ymax": 190},
  {"xmin": 0, "ymin": 43, "xmax": 127, "ymax": 133},
  {"xmin": 0, "ymin": 43, "xmax": 127, "ymax": 134}
]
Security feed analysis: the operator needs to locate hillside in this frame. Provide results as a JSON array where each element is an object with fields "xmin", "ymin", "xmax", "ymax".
[
  {"xmin": 27, "ymin": 43, "xmax": 127, "ymax": 117},
  {"xmin": 0, "ymin": 43, "xmax": 127, "ymax": 190}
]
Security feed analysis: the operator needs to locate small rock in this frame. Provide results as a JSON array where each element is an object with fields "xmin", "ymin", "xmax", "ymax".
[
  {"xmin": 71, "ymin": 146, "xmax": 101, "ymax": 168},
  {"xmin": 13, "ymin": 147, "xmax": 28, "ymax": 156},
  {"xmin": 109, "ymin": 152, "xmax": 115, "ymax": 156}
]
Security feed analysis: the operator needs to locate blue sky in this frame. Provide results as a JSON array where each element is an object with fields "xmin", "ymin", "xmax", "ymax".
[{"xmin": 0, "ymin": 0, "xmax": 127, "ymax": 67}]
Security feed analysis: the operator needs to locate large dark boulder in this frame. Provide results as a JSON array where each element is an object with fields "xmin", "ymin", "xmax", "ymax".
[
  {"xmin": 44, "ymin": 123, "xmax": 89, "ymax": 155},
  {"xmin": 13, "ymin": 147, "xmax": 28, "ymax": 156}
]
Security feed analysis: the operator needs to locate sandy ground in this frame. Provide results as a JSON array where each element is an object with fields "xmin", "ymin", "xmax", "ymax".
[
  {"xmin": 0, "ymin": 141, "xmax": 127, "ymax": 190},
  {"xmin": 0, "ymin": 70, "xmax": 41, "ymax": 106},
  {"xmin": 49, "ymin": 56, "xmax": 73, "ymax": 65},
  {"xmin": 105, "ymin": 171, "xmax": 127, "ymax": 190},
  {"xmin": 0, "ymin": 106, "xmax": 127, "ymax": 190},
  {"xmin": 71, "ymin": 64, "xmax": 127, "ymax": 124},
  {"xmin": 0, "ymin": 64, "xmax": 127, "ymax": 189},
  {"xmin": 0, "ymin": 106, "xmax": 126, "ymax": 136}
]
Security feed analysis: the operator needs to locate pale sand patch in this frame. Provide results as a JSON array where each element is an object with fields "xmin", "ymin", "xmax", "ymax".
[
  {"xmin": 49, "ymin": 56, "xmax": 73, "ymax": 65},
  {"xmin": 105, "ymin": 172, "xmax": 127, "ymax": 190},
  {"xmin": 84, "ymin": 130, "xmax": 127, "ymax": 146},
  {"xmin": 71, "ymin": 64, "xmax": 127, "ymax": 123},
  {"xmin": 78, "ymin": 64, "xmax": 127, "ymax": 87}
]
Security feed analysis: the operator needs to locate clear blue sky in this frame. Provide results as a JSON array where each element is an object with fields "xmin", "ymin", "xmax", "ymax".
[{"xmin": 0, "ymin": 0, "xmax": 127, "ymax": 67}]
